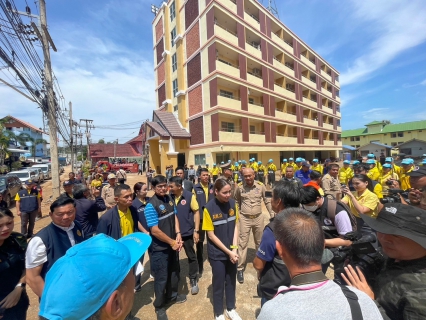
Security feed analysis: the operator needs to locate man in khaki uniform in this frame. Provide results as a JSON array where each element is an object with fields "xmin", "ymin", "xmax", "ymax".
[
  {"xmin": 321, "ymin": 163, "xmax": 342, "ymax": 200},
  {"xmin": 101, "ymin": 173, "xmax": 117, "ymax": 210},
  {"xmin": 218, "ymin": 162, "xmax": 235, "ymax": 193},
  {"xmin": 234, "ymin": 168, "xmax": 272, "ymax": 284}
]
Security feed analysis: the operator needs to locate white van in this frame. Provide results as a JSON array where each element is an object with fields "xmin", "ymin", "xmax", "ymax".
[{"xmin": 32, "ymin": 163, "xmax": 52, "ymax": 180}]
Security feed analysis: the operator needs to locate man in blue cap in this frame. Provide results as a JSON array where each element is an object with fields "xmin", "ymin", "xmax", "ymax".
[
  {"xmin": 39, "ymin": 233, "xmax": 151, "ymax": 320},
  {"xmin": 258, "ymin": 161, "xmax": 266, "ymax": 183},
  {"xmin": 295, "ymin": 162, "xmax": 312, "ymax": 185},
  {"xmin": 367, "ymin": 153, "xmax": 382, "ymax": 172},
  {"xmin": 400, "ymin": 158, "xmax": 414, "ymax": 190},
  {"xmin": 366, "ymin": 159, "xmax": 380, "ymax": 181},
  {"xmin": 385, "ymin": 157, "xmax": 401, "ymax": 178},
  {"xmin": 267, "ymin": 159, "xmax": 277, "ymax": 187},
  {"xmin": 295, "ymin": 158, "xmax": 303, "ymax": 171},
  {"xmin": 339, "ymin": 160, "xmax": 354, "ymax": 185},
  {"xmin": 311, "ymin": 159, "xmax": 323, "ymax": 175},
  {"xmin": 280, "ymin": 159, "xmax": 288, "ymax": 178}
]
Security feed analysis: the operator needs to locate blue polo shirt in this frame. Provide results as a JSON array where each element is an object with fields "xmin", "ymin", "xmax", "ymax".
[{"xmin": 295, "ymin": 169, "xmax": 312, "ymax": 184}]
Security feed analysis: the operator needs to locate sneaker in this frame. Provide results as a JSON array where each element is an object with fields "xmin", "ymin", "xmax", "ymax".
[
  {"xmin": 155, "ymin": 309, "xmax": 168, "ymax": 320},
  {"xmin": 237, "ymin": 270, "xmax": 244, "ymax": 284},
  {"xmin": 215, "ymin": 315, "xmax": 225, "ymax": 320},
  {"xmin": 225, "ymin": 309, "xmax": 242, "ymax": 320},
  {"xmin": 190, "ymin": 279, "xmax": 199, "ymax": 295},
  {"xmin": 150, "ymin": 274, "xmax": 154, "ymax": 279},
  {"xmin": 166, "ymin": 294, "xmax": 187, "ymax": 305}
]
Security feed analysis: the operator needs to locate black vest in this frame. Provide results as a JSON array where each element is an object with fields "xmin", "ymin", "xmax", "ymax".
[
  {"xmin": 149, "ymin": 194, "xmax": 176, "ymax": 251},
  {"xmin": 132, "ymin": 197, "xmax": 150, "ymax": 231},
  {"xmin": 17, "ymin": 188, "xmax": 38, "ymax": 212},
  {"xmin": 205, "ymin": 198, "xmax": 237, "ymax": 261},
  {"xmin": 193, "ymin": 183, "xmax": 214, "ymax": 214},
  {"xmin": 258, "ymin": 219, "xmax": 291, "ymax": 300},
  {"xmin": 173, "ymin": 190, "xmax": 195, "ymax": 237},
  {"xmin": 37, "ymin": 222, "xmax": 84, "ymax": 279}
]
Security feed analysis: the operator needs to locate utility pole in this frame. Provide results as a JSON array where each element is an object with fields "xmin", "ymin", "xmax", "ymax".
[
  {"xmin": 114, "ymin": 139, "xmax": 118, "ymax": 160},
  {"xmin": 69, "ymin": 101, "xmax": 74, "ymax": 172},
  {"xmin": 39, "ymin": 0, "xmax": 60, "ymax": 199},
  {"xmin": 80, "ymin": 119, "xmax": 93, "ymax": 163}
]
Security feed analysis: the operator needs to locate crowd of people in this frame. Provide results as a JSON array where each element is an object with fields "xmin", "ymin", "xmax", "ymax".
[{"xmin": 0, "ymin": 154, "xmax": 425, "ymax": 320}]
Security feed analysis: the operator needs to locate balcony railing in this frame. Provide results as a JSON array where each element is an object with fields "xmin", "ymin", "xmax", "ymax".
[
  {"xmin": 285, "ymin": 62, "xmax": 294, "ymax": 70},
  {"xmin": 245, "ymin": 11, "xmax": 259, "ymax": 23},
  {"xmin": 247, "ymin": 70, "xmax": 262, "ymax": 78},
  {"xmin": 246, "ymin": 41, "xmax": 261, "ymax": 50},
  {"xmin": 250, "ymin": 130, "xmax": 265, "ymax": 135},
  {"xmin": 219, "ymin": 92, "xmax": 240, "ymax": 100},
  {"xmin": 214, "ymin": 21, "xmax": 237, "ymax": 37},
  {"xmin": 220, "ymin": 128, "xmax": 242, "ymax": 133},
  {"xmin": 248, "ymin": 100, "xmax": 263, "ymax": 107},
  {"xmin": 217, "ymin": 58, "xmax": 239, "ymax": 69},
  {"xmin": 284, "ymin": 40, "xmax": 293, "ymax": 47}
]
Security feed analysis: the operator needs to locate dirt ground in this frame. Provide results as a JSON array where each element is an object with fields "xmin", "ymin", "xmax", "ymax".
[{"xmin": 11, "ymin": 167, "xmax": 333, "ymax": 320}]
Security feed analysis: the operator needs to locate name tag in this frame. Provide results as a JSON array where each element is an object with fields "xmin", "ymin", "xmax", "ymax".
[{"xmin": 213, "ymin": 213, "xmax": 223, "ymax": 220}]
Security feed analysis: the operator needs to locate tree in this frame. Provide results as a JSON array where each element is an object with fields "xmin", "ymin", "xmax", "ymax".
[
  {"xmin": 16, "ymin": 133, "xmax": 48, "ymax": 162},
  {"xmin": 98, "ymin": 138, "xmax": 105, "ymax": 144}
]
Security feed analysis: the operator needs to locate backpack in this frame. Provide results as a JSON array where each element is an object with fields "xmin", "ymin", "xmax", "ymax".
[{"xmin": 326, "ymin": 199, "xmax": 357, "ymax": 232}]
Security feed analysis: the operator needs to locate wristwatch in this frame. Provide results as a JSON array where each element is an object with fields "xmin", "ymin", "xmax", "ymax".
[
  {"xmin": 16, "ymin": 283, "xmax": 26, "ymax": 288},
  {"xmin": 194, "ymin": 230, "xmax": 199, "ymax": 233}
]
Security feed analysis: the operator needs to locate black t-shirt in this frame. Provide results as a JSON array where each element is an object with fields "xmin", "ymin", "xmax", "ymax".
[
  {"xmin": 0, "ymin": 232, "xmax": 27, "ymax": 300},
  {"xmin": 0, "ymin": 200, "xmax": 7, "ymax": 209}
]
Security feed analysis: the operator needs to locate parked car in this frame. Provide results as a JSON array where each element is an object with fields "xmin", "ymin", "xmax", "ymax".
[
  {"xmin": 9, "ymin": 169, "xmax": 40, "ymax": 184},
  {"xmin": 27, "ymin": 167, "xmax": 44, "ymax": 182},
  {"xmin": 32, "ymin": 163, "xmax": 52, "ymax": 180},
  {"xmin": 0, "ymin": 174, "xmax": 22, "ymax": 207}
]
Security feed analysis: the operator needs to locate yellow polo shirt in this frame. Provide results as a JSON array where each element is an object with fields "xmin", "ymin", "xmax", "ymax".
[
  {"xmin": 211, "ymin": 167, "xmax": 220, "ymax": 176},
  {"xmin": 119, "ymin": 208, "xmax": 134, "ymax": 236},
  {"xmin": 342, "ymin": 189, "xmax": 379, "ymax": 218},
  {"xmin": 367, "ymin": 167, "xmax": 380, "ymax": 182},
  {"xmin": 175, "ymin": 194, "xmax": 199, "ymax": 211},
  {"xmin": 311, "ymin": 164, "xmax": 323, "ymax": 175},
  {"xmin": 339, "ymin": 167, "xmax": 354, "ymax": 185}
]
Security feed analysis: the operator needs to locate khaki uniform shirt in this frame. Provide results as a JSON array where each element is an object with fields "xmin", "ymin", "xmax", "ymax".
[
  {"xmin": 101, "ymin": 184, "xmax": 116, "ymax": 208},
  {"xmin": 234, "ymin": 180, "xmax": 272, "ymax": 218},
  {"xmin": 321, "ymin": 173, "xmax": 341, "ymax": 200}
]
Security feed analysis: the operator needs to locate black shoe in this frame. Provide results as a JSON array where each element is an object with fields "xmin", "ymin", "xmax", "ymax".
[
  {"xmin": 190, "ymin": 279, "xmax": 199, "ymax": 295},
  {"xmin": 198, "ymin": 268, "xmax": 204, "ymax": 278},
  {"xmin": 237, "ymin": 270, "xmax": 244, "ymax": 284},
  {"xmin": 156, "ymin": 309, "xmax": 168, "ymax": 320},
  {"xmin": 166, "ymin": 294, "xmax": 187, "ymax": 305}
]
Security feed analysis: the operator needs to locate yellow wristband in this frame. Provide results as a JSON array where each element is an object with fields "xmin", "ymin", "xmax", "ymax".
[{"xmin": 230, "ymin": 245, "xmax": 238, "ymax": 249}]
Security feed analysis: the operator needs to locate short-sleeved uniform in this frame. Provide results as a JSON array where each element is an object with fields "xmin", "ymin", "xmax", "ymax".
[{"xmin": 342, "ymin": 189, "xmax": 379, "ymax": 218}]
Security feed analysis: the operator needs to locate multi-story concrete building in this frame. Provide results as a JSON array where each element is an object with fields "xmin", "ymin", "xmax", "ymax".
[
  {"xmin": 342, "ymin": 120, "xmax": 426, "ymax": 158},
  {"xmin": 147, "ymin": 0, "xmax": 341, "ymax": 172}
]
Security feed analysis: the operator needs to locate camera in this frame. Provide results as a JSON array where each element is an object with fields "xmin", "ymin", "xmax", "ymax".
[
  {"xmin": 380, "ymin": 189, "xmax": 409, "ymax": 204},
  {"xmin": 385, "ymin": 180, "xmax": 394, "ymax": 186},
  {"xmin": 332, "ymin": 232, "xmax": 385, "ymax": 286}
]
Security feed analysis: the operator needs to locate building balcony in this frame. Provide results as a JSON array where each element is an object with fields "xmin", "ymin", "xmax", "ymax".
[
  {"xmin": 301, "ymin": 75, "xmax": 316, "ymax": 89},
  {"xmin": 273, "ymin": 58, "xmax": 294, "ymax": 78},
  {"xmin": 245, "ymin": 11, "xmax": 260, "ymax": 28},
  {"xmin": 248, "ymin": 101, "xmax": 263, "ymax": 114},
  {"xmin": 321, "ymin": 70, "xmax": 332, "ymax": 82},
  {"xmin": 214, "ymin": 23, "xmax": 238, "ymax": 47},
  {"xmin": 302, "ymin": 96, "xmax": 317, "ymax": 109},
  {"xmin": 275, "ymin": 109, "xmax": 297, "ymax": 122},
  {"xmin": 246, "ymin": 41, "xmax": 261, "ymax": 59},
  {"xmin": 305, "ymin": 138, "xmax": 319, "ymax": 145},
  {"xmin": 323, "ymin": 123, "xmax": 334, "ymax": 130},
  {"xmin": 304, "ymin": 118, "xmax": 318, "ymax": 127},
  {"xmin": 247, "ymin": 72, "xmax": 263, "ymax": 87},
  {"xmin": 249, "ymin": 133, "xmax": 265, "ymax": 143},
  {"xmin": 271, "ymin": 33, "xmax": 293, "ymax": 53},
  {"xmin": 219, "ymin": 130, "xmax": 243, "ymax": 142},
  {"xmin": 217, "ymin": 94, "xmax": 241, "ymax": 110},
  {"xmin": 274, "ymin": 83, "xmax": 296, "ymax": 100},
  {"xmin": 324, "ymin": 140, "xmax": 335, "ymax": 146},
  {"xmin": 336, "ymin": 95, "xmax": 341, "ymax": 103},
  {"xmin": 336, "ymin": 110, "xmax": 341, "ymax": 118},
  {"xmin": 300, "ymin": 55, "xmax": 312, "ymax": 67},
  {"xmin": 322, "ymin": 87, "xmax": 333, "ymax": 99},
  {"xmin": 217, "ymin": 59, "xmax": 240, "ymax": 76},
  {"xmin": 276, "ymin": 135, "xmax": 297, "ymax": 144},
  {"xmin": 226, "ymin": 0, "xmax": 237, "ymax": 14},
  {"xmin": 335, "ymin": 79, "xmax": 340, "ymax": 87}
]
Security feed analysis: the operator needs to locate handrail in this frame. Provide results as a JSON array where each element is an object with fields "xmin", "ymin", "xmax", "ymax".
[
  {"xmin": 245, "ymin": 11, "xmax": 259, "ymax": 23},
  {"xmin": 217, "ymin": 58, "xmax": 239, "ymax": 69},
  {"xmin": 214, "ymin": 21, "xmax": 237, "ymax": 37},
  {"xmin": 218, "ymin": 92, "xmax": 240, "ymax": 101},
  {"xmin": 248, "ymin": 100, "xmax": 263, "ymax": 107}
]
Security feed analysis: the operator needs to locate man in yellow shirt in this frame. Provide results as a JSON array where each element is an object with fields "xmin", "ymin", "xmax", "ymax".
[
  {"xmin": 400, "ymin": 158, "xmax": 414, "ymax": 190},
  {"xmin": 288, "ymin": 158, "xmax": 298, "ymax": 171},
  {"xmin": 367, "ymin": 153, "xmax": 382, "ymax": 173},
  {"xmin": 257, "ymin": 161, "xmax": 266, "ymax": 184},
  {"xmin": 280, "ymin": 159, "xmax": 288, "ymax": 178},
  {"xmin": 295, "ymin": 157, "xmax": 304, "ymax": 171},
  {"xmin": 385, "ymin": 157, "xmax": 401, "ymax": 178},
  {"xmin": 267, "ymin": 159, "xmax": 277, "ymax": 187},
  {"xmin": 379, "ymin": 163, "xmax": 399, "ymax": 195},
  {"xmin": 210, "ymin": 163, "xmax": 220, "ymax": 181},
  {"xmin": 311, "ymin": 159, "xmax": 323, "ymax": 175},
  {"xmin": 366, "ymin": 159, "xmax": 380, "ymax": 181},
  {"xmin": 339, "ymin": 160, "xmax": 354, "ymax": 185},
  {"xmin": 249, "ymin": 158, "xmax": 259, "ymax": 177}
]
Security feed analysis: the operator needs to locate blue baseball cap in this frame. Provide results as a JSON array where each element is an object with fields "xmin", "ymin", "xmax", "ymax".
[
  {"xmin": 289, "ymin": 158, "xmax": 294, "ymax": 161},
  {"xmin": 343, "ymin": 160, "xmax": 350, "ymax": 164},
  {"xmin": 282, "ymin": 158, "xmax": 287, "ymax": 162},
  {"xmin": 25, "ymin": 179, "xmax": 35, "ymax": 185},
  {"xmin": 221, "ymin": 161, "xmax": 224, "ymax": 164},
  {"xmin": 213, "ymin": 163, "xmax": 216, "ymax": 166},
  {"xmin": 385, "ymin": 157, "xmax": 393, "ymax": 162},
  {"xmin": 353, "ymin": 160, "xmax": 360, "ymax": 165},
  {"xmin": 422, "ymin": 160, "xmax": 426, "ymax": 165},
  {"xmin": 295, "ymin": 157, "xmax": 303, "ymax": 162},
  {"xmin": 39, "ymin": 233, "xmax": 151, "ymax": 320},
  {"xmin": 382, "ymin": 163, "xmax": 392, "ymax": 168},
  {"xmin": 258, "ymin": 161, "xmax": 262, "ymax": 164},
  {"xmin": 367, "ymin": 154, "xmax": 375, "ymax": 158},
  {"xmin": 228, "ymin": 160, "xmax": 231, "ymax": 163},
  {"xmin": 234, "ymin": 162, "xmax": 239, "ymax": 166},
  {"xmin": 268, "ymin": 159, "xmax": 273, "ymax": 162},
  {"xmin": 313, "ymin": 159, "xmax": 318, "ymax": 163},
  {"xmin": 242, "ymin": 160, "xmax": 247, "ymax": 164},
  {"xmin": 401, "ymin": 159, "xmax": 413, "ymax": 165},
  {"xmin": 366, "ymin": 159, "xmax": 376, "ymax": 164},
  {"xmin": 238, "ymin": 160, "xmax": 242, "ymax": 163}
]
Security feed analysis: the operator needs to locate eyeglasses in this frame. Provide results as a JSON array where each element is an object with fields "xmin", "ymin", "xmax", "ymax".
[{"xmin": 155, "ymin": 184, "xmax": 168, "ymax": 189}]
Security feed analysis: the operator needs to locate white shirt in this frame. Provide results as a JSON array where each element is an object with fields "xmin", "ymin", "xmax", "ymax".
[{"xmin": 25, "ymin": 222, "xmax": 77, "ymax": 269}]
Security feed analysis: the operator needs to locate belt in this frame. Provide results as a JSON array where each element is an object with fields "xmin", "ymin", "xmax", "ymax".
[{"xmin": 242, "ymin": 213, "xmax": 261, "ymax": 219}]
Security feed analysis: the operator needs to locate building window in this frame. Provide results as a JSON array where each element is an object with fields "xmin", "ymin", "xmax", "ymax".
[
  {"xmin": 171, "ymin": 27, "xmax": 176, "ymax": 47},
  {"xmin": 356, "ymin": 145, "xmax": 360, "ymax": 148},
  {"xmin": 23, "ymin": 128, "xmax": 30, "ymax": 131},
  {"xmin": 221, "ymin": 122, "xmax": 235, "ymax": 132},
  {"xmin": 173, "ymin": 79, "xmax": 178, "ymax": 97},
  {"xmin": 194, "ymin": 154, "xmax": 206, "ymax": 165},
  {"xmin": 391, "ymin": 133, "xmax": 397, "ymax": 138},
  {"xmin": 219, "ymin": 89, "xmax": 233, "ymax": 99},
  {"xmin": 419, "ymin": 130, "xmax": 423, "ymax": 132},
  {"xmin": 350, "ymin": 137, "xmax": 355, "ymax": 142},
  {"xmin": 250, "ymin": 125, "xmax": 256, "ymax": 134},
  {"xmin": 248, "ymin": 98, "xmax": 254, "ymax": 104},
  {"xmin": 173, "ymin": 105, "xmax": 178, "ymax": 112},
  {"xmin": 356, "ymin": 137, "xmax": 360, "ymax": 141},
  {"xmin": 398, "ymin": 132, "xmax": 404, "ymax": 137},
  {"xmin": 170, "ymin": 1, "xmax": 176, "ymax": 21},
  {"xmin": 249, "ymin": 153, "xmax": 258, "ymax": 160},
  {"xmin": 391, "ymin": 142, "xmax": 397, "ymax": 146},
  {"xmin": 407, "ymin": 131, "xmax": 411, "ymax": 133},
  {"xmin": 172, "ymin": 53, "xmax": 177, "ymax": 72}
]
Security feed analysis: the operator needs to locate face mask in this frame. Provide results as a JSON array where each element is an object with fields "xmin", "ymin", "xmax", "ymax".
[{"xmin": 303, "ymin": 204, "xmax": 319, "ymax": 212}]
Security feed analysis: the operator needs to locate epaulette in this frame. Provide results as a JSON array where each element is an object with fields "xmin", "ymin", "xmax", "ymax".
[
  {"xmin": 10, "ymin": 232, "xmax": 27, "ymax": 250},
  {"xmin": 238, "ymin": 182, "xmax": 243, "ymax": 186},
  {"xmin": 256, "ymin": 181, "xmax": 264, "ymax": 186}
]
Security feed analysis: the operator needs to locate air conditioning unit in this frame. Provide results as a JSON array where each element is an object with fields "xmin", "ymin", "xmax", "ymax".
[{"xmin": 252, "ymin": 68, "xmax": 261, "ymax": 76}]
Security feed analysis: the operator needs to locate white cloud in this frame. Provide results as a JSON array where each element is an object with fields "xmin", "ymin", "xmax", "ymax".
[
  {"xmin": 421, "ymin": 79, "xmax": 426, "ymax": 85},
  {"xmin": 361, "ymin": 108, "xmax": 396, "ymax": 121},
  {"xmin": 340, "ymin": 0, "xmax": 426, "ymax": 86}
]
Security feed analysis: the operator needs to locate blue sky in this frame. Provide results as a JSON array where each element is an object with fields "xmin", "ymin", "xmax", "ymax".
[{"xmin": 1, "ymin": 0, "xmax": 425, "ymax": 144}]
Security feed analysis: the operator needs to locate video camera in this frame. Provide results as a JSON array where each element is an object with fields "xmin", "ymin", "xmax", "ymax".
[
  {"xmin": 381, "ymin": 189, "xmax": 409, "ymax": 204},
  {"xmin": 332, "ymin": 232, "xmax": 385, "ymax": 286}
]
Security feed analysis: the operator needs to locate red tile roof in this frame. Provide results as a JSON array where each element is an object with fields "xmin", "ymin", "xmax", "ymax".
[
  {"xmin": 153, "ymin": 110, "xmax": 191, "ymax": 138},
  {"xmin": 147, "ymin": 122, "xmax": 170, "ymax": 137},
  {"xmin": 89, "ymin": 143, "xmax": 141, "ymax": 158},
  {"xmin": 2, "ymin": 115, "xmax": 45, "ymax": 134},
  {"xmin": 125, "ymin": 134, "xmax": 143, "ymax": 144}
]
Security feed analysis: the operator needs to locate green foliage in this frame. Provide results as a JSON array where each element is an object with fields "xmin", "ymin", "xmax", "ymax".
[
  {"xmin": 98, "ymin": 139, "xmax": 105, "ymax": 144},
  {"xmin": 11, "ymin": 161, "xmax": 22, "ymax": 170}
]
